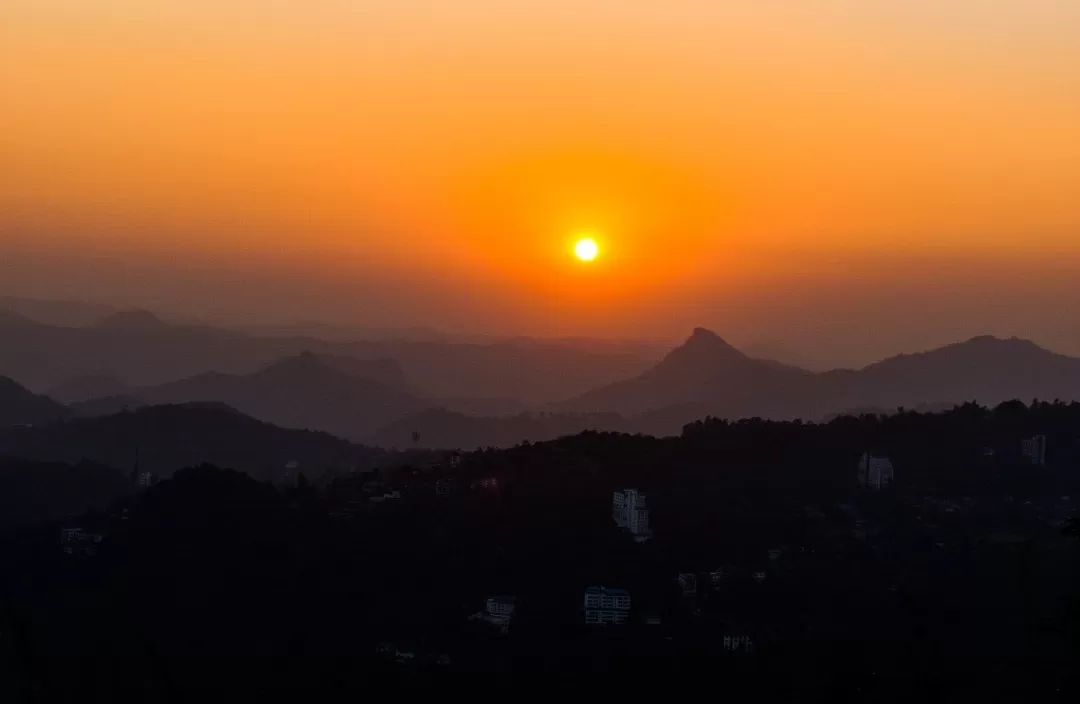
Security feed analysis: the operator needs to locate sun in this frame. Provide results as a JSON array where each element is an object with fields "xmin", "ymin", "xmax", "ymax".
[{"xmin": 574, "ymin": 237, "xmax": 599, "ymax": 262}]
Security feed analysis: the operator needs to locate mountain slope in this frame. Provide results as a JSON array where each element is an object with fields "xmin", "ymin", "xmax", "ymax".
[
  {"xmin": 0, "ymin": 305, "xmax": 654, "ymax": 402},
  {"xmin": 0, "ymin": 376, "xmax": 69, "ymax": 427},
  {"xmin": 831, "ymin": 335, "xmax": 1080, "ymax": 409},
  {"xmin": 0, "ymin": 296, "xmax": 119, "ymax": 328},
  {"xmin": 49, "ymin": 375, "xmax": 136, "ymax": 403},
  {"xmin": 564, "ymin": 331, "xmax": 1080, "ymax": 423},
  {"xmin": 0, "ymin": 403, "xmax": 382, "ymax": 482},
  {"xmin": 134, "ymin": 353, "xmax": 423, "ymax": 441},
  {"xmin": 563, "ymin": 328, "xmax": 816, "ymax": 417},
  {"xmin": 303, "ymin": 353, "xmax": 412, "ymax": 391}
]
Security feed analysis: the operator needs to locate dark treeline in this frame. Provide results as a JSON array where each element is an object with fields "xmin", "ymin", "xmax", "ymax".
[{"xmin": 1, "ymin": 401, "xmax": 1079, "ymax": 696}]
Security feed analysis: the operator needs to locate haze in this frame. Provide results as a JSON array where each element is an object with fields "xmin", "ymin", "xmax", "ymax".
[{"xmin": 3, "ymin": 1, "xmax": 1080, "ymax": 367}]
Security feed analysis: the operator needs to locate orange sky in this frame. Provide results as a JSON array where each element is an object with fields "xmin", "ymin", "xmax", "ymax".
[{"xmin": 2, "ymin": 1, "xmax": 1080, "ymax": 358}]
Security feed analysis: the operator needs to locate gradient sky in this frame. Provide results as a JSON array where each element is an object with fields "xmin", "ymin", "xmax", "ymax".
[{"xmin": 3, "ymin": 1, "xmax": 1080, "ymax": 365}]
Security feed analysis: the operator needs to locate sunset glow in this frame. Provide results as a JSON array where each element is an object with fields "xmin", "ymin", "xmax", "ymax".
[
  {"xmin": 574, "ymin": 238, "xmax": 600, "ymax": 262},
  {"xmin": 2, "ymin": 1, "xmax": 1080, "ymax": 354}
]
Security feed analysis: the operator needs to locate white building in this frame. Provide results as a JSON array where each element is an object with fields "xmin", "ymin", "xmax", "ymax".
[
  {"xmin": 60, "ymin": 528, "xmax": 102, "ymax": 556},
  {"xmin": 1022, "ymin": 435, "xmax": 1047, "ymax": 466},
  {"xmin": 858, "ymin": 453, "xmax": 894, "ymax": 491},
  {"xmin": 677, "ymin": 572, "xmax": 697, "ymax": 596},
  {"xmin": 61, "ymin": 527, "xmax": 85, "ymax": 544},
  {"xmin": 612, "ymin": 489, "xmax": 652, "ymax": 542},
  {"xmin": 723, "ymin": 635, "xmax": 754, "ymax": 653},
  {"xmin": 486, "ymin": 596, "xmax": 516, "ymax": 618},
  {"xmin": 475, "ymin": 595, "xmax": 517, "ymax": 632},
  {"xmin": 584, "ymin": 586, "xmax": 631, "ymax": 625}
]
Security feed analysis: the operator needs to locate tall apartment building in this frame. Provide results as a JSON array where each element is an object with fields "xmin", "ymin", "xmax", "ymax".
[
  {"xmin": 1021, "ymin": 435, "xmax": 1047, "ymax": 466},
  {"xmin": 612, "ymin": 488, "xmax": 652, "ymax": 542},
  {"xmin": 857, "ymin": 453, "xmax": 894, "ymax": 491}
]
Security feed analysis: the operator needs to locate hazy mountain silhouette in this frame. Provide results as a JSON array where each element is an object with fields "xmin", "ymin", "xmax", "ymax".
[
  {"xmin": 0, "ymin": 305, "xmax": 653, "ymax": 403},
  {"xmin": 564, "ymin": 329, "xmax": 1080, "ymax": 423},
  {"xmin": 828, "ymin": 335, "xmax": 1080, "ymax": 409},
  {"xmin": 122, "ymin": 353, "xmax": 423, "ymax": 441},
  {"xmin": 0, "ymin": 403, "xmax": 382, "ymax": 482},
  {"xmin": 236, "ymin": 320, "xmax": 451, "ymax": 343},
  {"xmin": 0, "ymin": 376, "xmax": 69, "ymax": 427},
  {"xmin": 94, "ymin": 309, "xmax": 173, "ymax": 331},
  {"xmin": 741, "ymin": 339, "xmax": 832, "ymax": 372},
  {"xmin": 0, "ymin": 295, "xmax": 119, "ymax": 328},
  {"xmin": 0, "ymin": 307, "xmax": 40, "ymax": 329},
  {"xmin": 305, "ymin": 353, "xmax": 413, "ymax": 391},
  {"xmin": 563, "ymin": 328, "xmax": 816, "ymax": 416},
  {"xmin": 49, "ymin": 374, "xmax": 136, "ymax": 403},
  {"xmin": 68, "ymin": 395, "xmax": 147, "ymax": 418}
]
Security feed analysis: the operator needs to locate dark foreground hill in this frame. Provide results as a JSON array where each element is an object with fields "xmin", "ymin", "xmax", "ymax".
[
  {"xmin": 0, "ymin": 376, "xmax": 69, "ymax": 427},
  {"xmin": 0, "ymin": 403, "xmax": 384, "ymax": 482},
  {"xmin": 3, "ymin": 401, "xmax": 1079, "ymax": 695},
  {"xmin": 370, "ymin": 408, "xmax": 637, "ymax": 450},
  {"xmin": 0, "ymin": 457, "xmax": 130, "ymax": 524}
]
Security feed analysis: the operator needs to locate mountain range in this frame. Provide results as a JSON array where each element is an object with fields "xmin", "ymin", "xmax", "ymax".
[
  {"xmin": 122, "ymin": 353, "xmax": 422, "ymax": 442},
  {"xmin": 5, "ymin": 298, "xmax": 1080, "ymax": 451},
  {"xmin": 0, "ymin": 306, "xmax": 655, "ymax": 404},
  {"xmin": 561, "ymin": 328, "xmax": 1080, "ymax": 422}
]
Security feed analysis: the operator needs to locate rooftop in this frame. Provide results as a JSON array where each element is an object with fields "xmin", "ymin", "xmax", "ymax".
[{"xmin": 585, "ymin": 586, "xmax": 629, "ymax": 596}]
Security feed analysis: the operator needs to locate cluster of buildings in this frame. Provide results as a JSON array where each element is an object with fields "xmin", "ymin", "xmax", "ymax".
[
  {"xmin": 60, "ymin": 527, "xmax": 103, "ymax": 557},
  {"xmin": 584, "ymin": 586, "xmax": 632, "ymax": 625}
]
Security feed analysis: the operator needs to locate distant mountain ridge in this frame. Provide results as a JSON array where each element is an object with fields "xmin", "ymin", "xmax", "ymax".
[
  {"xmin": 0, "ymin": 305, "xmax": 655, "ymax": 403},
  {"xmin": 563, "ymin": 329, "xmax": 1080, "ymax": 423},
  {"xmin": 0, "ymin": 295, "xmax": 120, "ymax": 328},
  {"xmin": 6, "ymin": 297, "xmax": 1080, "ymax": 451},
  {"xmin": 563, "ymin": 328, "xmax": 815, "ymax": 416},
  {"xmin": 110, "ymin": 353, "xmax": 423, "ymax": 442},
  {"xmin": 49, "ymin": 375, "xmax": 136, "ymax": 404}
]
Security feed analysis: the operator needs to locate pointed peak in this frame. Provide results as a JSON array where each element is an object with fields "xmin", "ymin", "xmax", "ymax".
[
  {"xmin": 680, "ymin": 327, "xmax": 740, "ymax": 353},
  {"xmin": 659, "ymin": 327, "xmax": 746, "ymax": 370},
  {"xmin": 690, "ymin": 327, "xmax": 720, "ymax": 341}
]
